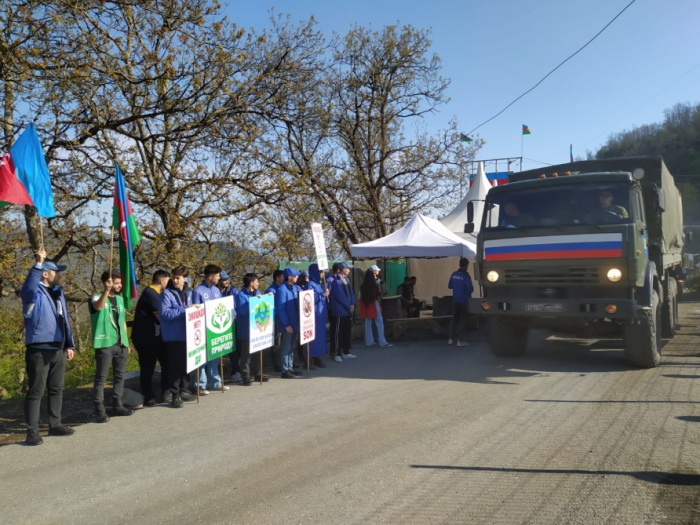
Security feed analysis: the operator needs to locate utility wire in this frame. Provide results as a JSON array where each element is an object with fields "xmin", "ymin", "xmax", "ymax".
[{"xmin": 467, "ymin": 0, "xmax": 638, "ymax": 135}]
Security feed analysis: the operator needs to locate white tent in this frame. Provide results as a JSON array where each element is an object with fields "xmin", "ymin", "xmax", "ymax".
[
  {"xmin": 351, "ymin": 213, "xmax": 476, "ymax": 259},
  {"xmin": 408, "ymin": 162, "xmax": 492, "ymax": 304}
]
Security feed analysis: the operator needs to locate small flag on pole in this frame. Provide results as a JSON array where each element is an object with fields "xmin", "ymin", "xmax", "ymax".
[
  {"xmin": 113, "ymin": 164, "xmax": 141, "ymax": 309},
  {"xmin": 570, "ymin": 144, "xmax": 574, "ymax": 163},
  {"xmin": 459, "ymin": 133, "xmax": 473, "ymax": 143},
  {"xmin": 0, "ymin": 124, "xmax": 56, "ymax": 216},
  {"xmin": 522, "ymin": 125, "xmax": 531, "ymax": 135}
]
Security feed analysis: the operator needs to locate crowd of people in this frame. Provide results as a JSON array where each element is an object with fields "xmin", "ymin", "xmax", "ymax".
[{"xmin": 19, "ymin": 251, "xmax": 473, "ymax": 446}]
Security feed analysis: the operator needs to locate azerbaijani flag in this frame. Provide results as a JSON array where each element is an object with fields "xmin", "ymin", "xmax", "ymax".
[
  {"xmin": 522, "ymin": 124, "xmax": 531, "ymax": 135},
  {"xmin": 113, "ymin": 164, "xmax": 141, "ymax": 309},
  {"xmin": 0, "ymin": 124, "xmax": 56, "ymax": 216},
  {"xmin": 459, "ymin": 133, "xmax": 473, "ymax": 143}
]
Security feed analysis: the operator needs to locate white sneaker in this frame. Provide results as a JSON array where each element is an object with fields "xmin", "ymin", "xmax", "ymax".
[
  {"xmin": 199, "ymin": 389, "xmax": 210, "ymax": 395},
  {"xmin": 334, "ymin": 356, "xmax": 343, "ymax": 363},
  {"xmin": 343, "ymin": 353, "xmax": 357, "ymax": 359},
  {"xmin": 448, "ymin": 339, "xmax": 454, "ymax": 345},
  {"xmin": 456, "ymin": 341, "xmax": 470, "ymax": 347},
  {"xmin": 380, "ymin": 343, "xmax": 393, "ymax": 348},
  {"xmin": 220, "ymin": 385, "xmax": 230, "ymax": 391}
]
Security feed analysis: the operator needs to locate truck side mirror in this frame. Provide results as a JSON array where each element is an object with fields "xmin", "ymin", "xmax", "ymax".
[
  {"xmin": 467, "ymin": 201, "xmax": 474, "ymax": 224},
  {"xmin": 464, "ymin": 223, "xmax": 475, "ymax": 234},
  {"xmin": 656, "ymin": 187, "xmax": 666, "ymax": 212}
]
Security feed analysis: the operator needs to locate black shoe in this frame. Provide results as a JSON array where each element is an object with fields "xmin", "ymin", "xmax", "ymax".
[
  {"xmin": 241, "ymin": 377, "xmax": 253, "ymax": 386},
  {"xmin": 171, "ymin": 395, "xmax": 184, "ymax": 408},
  {"xmin": 290, "ymin": 369, "xmax": 303, "ymax": 377},
  {"xmin": 145, "ymin": 398, "xmax": 157, "ymax": 407},
  {"xmin": 254, "ymin": 374, "xmax": 270, "ymax": 382},
  {"xmin": 273, "ymin": 365, "xmax": 282, "ymax": 373},
  {"xmin": 25, "ymin": 431, "xmax": 43, "ymax": 446},
  {"xmin": 95, "ymin": 403, "xmax": 110, "ymax": 423},
  {"xmin": 113, "ymin": 403, "xmax": 135, "ymax": 417},
  {"xmin": 312, "ymin": 358, "xmax": 327, "ymax": 369},
  {"xmin": 281, "ymin": 370, "xmax": 298, "ymax": 379},
  {"xmin": 162, "ymin": 392, "xmax": 173, "ymax": 404},
  {"xmin": 180, "ymin": 392, "xmax": 197, "ymax": 402},
  {"xmin": 48, "ymin": 424, "xmax": 75, "ymax": 436}
]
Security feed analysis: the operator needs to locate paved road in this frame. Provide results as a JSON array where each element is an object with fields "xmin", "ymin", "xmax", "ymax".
[{"xmin": 2, "ymin": 302, "xmax": 700, "ymax": 525}]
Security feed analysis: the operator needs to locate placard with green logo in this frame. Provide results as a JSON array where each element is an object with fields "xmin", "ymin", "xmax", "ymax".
[{"xmin": 205, "ymin": 296, "xmax": 236, "ymax": 361}]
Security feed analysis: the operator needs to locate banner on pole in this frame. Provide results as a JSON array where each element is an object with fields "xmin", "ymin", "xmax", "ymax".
[
  {"xmin": 311, "ymin": 223, "xmax": 328, "ymax": 270},
  {"xmin": 299, "ymin": 290, "xmax": 316, "ymax": 345},
  {"xmin": 185, "ymin": 305, "xmax": 207, "ymax": 373},
  {"xmin": 249, "ymin": 295, "xmax": 274, "ymax": 354},
  {"xmin": 205, "ymin": 296, "xmax": 235, "ymax": 361}
]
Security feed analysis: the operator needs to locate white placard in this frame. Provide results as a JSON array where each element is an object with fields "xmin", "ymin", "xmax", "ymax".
[
  {"xmin": 185, "ymin": 304, "xmax": 207, "ymax": 373},
  {"xmin": 311, "ymin": 223, "xmax": 328, "ymax": 270},
  {"xmin": 299, "ymin": 289, "xmax": 316, "ymax": 345},
  {"xmin": 249, "ymin": 295, "xmax": 275, "ymax": 354}
]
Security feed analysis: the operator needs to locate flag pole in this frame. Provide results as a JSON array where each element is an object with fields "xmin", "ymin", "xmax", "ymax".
[
  {"xmin": 108, "ymin": 225, "xmax": 115, "ymax": 276},
  {"xmin": 520, "ymin": 133, "xmax": 524, "ymax": 171},
  {"xmin": 38, "ymin": 216, "xmax": 44, "ymax": 251}
]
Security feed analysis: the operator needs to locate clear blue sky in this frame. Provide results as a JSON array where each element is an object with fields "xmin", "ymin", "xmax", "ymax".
[{"xmin": 223, "ymin": 0, "xmax": 700, "ymax": 172}]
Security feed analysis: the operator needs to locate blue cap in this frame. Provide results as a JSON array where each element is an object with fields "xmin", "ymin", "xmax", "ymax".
[
  {"xmin": 283, "ymin": 267, "xmax": 300, "ymax": 278},
  {"xmin": 338, "ymin": 262, "xmax": 354, "ymax": 270},
  {"xmin": 39, "ymin": 260, "xmax": 67, "ymax": 272},
  {"xmin": 220, "ymin": 270, "xmax": 230, "ymax": 281},
  {"xmin": 299, "ymin": 270, "xmax": 309, "ymax": 278}
]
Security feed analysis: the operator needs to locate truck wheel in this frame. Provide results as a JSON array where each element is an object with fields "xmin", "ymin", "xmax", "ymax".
[
  {"xmin": 624, "ymin": 289, "xmax": 661, "ymax": 368},
  {"xmin": 487, "ymin": 316, "xmax": 528, "ymax": 357},
  {"xmin": 661, "ymin": 277, "xmax": 677, "ymax": 338}
]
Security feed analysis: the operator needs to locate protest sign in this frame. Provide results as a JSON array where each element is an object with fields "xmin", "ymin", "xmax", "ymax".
[
  {"xmin": 299, "ymin": 290, "xmax": 316, "ymax": 345},
  {"xmin": 185, "ymin": 305, "xmax": 207, "ymax": 373},
  {"xmin": 249, "ymin": 295, "xmax": 274, "ymax": 354},
  {"xmin": 311, "ymin": 223, "xmax": 328, "ymax": 270},
  {"xmin": 205, "ymin": 296, "xmax": 235, "ymax": 361}
]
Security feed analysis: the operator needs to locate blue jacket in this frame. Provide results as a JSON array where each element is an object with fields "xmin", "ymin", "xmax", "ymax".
[
  {"xmin": 307, "ymin": 264, "xmax": 328, "ymax": 319},
  {"xmin": 448, "ymin": 269, "xmax": 474, "ymax": 304},
  {"xmin": 234, "ymin": 287, "xmax": 261, "ymax": 340},
  {"xmin": 264, "ymin": 282, "xmax": 281, "ymax": 296},
  {"xmin": 20, "ymin": 267, "xmax": 75, "ymax": 349},
  {"xmin": 192, "ymin": 281, "xmax": 222, "ymax": 304},
  {"xmin": 275, "ymin": 281, "xmax": 300, "ymax": 332},
  {"xmin": 159, "ymin": 285, "xmax": 193, "ymax": 342},
  {"xmin": 329, "ymin": 274, "xmax": 355, "ymax": 317}
]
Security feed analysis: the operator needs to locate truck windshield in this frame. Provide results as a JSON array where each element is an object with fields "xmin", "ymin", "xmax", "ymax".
[{"xmin": 483, "ymin": 182, "xmax": 632, "ymax": 230}]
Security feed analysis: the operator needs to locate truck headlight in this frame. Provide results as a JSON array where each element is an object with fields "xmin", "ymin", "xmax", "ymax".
[
  {"xmin": 607, "ymin": 268, "xmax": 622, "ymax": 282},
  {"xmin": 486, "ymin": 271, "xmax": 499, "ymax": 283}
]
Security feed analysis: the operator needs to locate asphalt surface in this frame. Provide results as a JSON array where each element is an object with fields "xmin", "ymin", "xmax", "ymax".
[{"xmin": 2, "ymin": 301, "xmax": 700, "ymax": 524}]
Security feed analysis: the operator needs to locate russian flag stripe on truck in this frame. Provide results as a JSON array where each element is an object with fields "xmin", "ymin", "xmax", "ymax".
[{"xmin": 484, "ymin": 233, "xmax": 623, "ymax": 261}]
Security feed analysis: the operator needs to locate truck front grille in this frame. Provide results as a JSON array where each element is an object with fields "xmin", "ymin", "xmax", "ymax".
[{"xmin": 504, "ymin": 267, "xmax": 599, "ymax": 285}]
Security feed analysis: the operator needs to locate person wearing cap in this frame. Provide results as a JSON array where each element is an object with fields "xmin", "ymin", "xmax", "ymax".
[
  {"xmin": 448, "ymin": 258, "xmax": 474, "ymax": 347},
  {"xmin": 191, "ymin": 264, "xmax": 228, "ymax": 394},
  {"xmin": 264, "ymin": 269, "xmax": 285, "ymax": 373},
  {"xmin": 275, "ymin": 268, "xmax": 303, "ymax": 378},
  {"xmin": 20, "ymin": 248, "xmax": 76, "ymax": 445},
  {"xmin": 132, "ymin": 269, "xmax": 171, "ymax": 406},
  {"xmin": 89, "ymin": 270, "xmax": 135, "ymax": 422},
  {"xmin": 329, "ymin": 262, "xmax": 357, "ymax": 362},
  {"xmin": 301, "ymin": 264, "xmax": 330, "ymax": 368},
  {"xmin": 217, "ymin": 270, "xmax": 238, "ymax": 298},
  {"xmin": 235, "ymin": 273, "xmax": 270, "ymax": 385},
  {"xmin": 326, "ymin": 262, "xmax": 341, "ymax": 358},
  {"xmin": 359, "ymin": 266, "xmax": 393, "ymax": 348}
]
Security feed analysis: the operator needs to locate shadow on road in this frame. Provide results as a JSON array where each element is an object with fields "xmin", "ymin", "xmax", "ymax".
[
  {"xmin": 525, "ymin": 399, "xmax": 700, "ymax": 404},
  {"xmin": 662, "ymin": 374, "xmax": 700, "ymax": 379},
  {"xmin": 676, "ymin": 415, "xmax": 700, "ymax": 423},
  {"xmin": 410, "ymin": 464, "xmax": 700, "ymax": 486}
]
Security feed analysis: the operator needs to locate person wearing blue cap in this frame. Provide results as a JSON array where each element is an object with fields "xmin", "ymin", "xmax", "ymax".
[
  {"xmin": 20, "ymin": 248, "xmax": 76, "ymax": 445},
  {"xmin": 217, "ymin": 270, "xmax": 237, "ymax": 298},
  {"xmin": 329, "ymin": 262, "xmax": 357, "ymax": 362},
  {"xmin": 275, "ymin": 268, "xmax": 303, "ymax": 378}
]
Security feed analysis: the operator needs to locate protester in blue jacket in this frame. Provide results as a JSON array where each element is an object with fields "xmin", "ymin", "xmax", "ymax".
[
  {"xmin": 192, "ymin": 264, "xmax": 226, "ymax": 394},
  {"xmin": 20, "ymin": 249, "xmax": 76, "ymax": 445},
  {"xmin": 235, "ymin": 273, "xmax": 270, "ymax": 385},
  {"xmin": 306, "ymin": 264, "xmax": 329, "ymax": 368},
  {"xmin": 275, "ymin": 268, "xmax": 302, "ymax": 378},
  {"xmin": 159, "ymin": 266, "xmax": 196, "ymax": 407},
  {"xmin": 263, "ymin": 269, "xmax": 285, "ymax": 372},
  {"xmin": 448, "ymin": 257, "xmax": 474, "ymax": 347},
  {"xmin": 329, "ymin": 262, "xmax": 356, "ymax": 362}
]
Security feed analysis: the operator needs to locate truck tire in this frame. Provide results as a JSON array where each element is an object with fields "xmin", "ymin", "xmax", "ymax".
[
  {"xmin": 487, "ymin": 316, "xmax": 528, "ymax": 357},
  {"xmin": 661, "ymin": 277, "xmax": 677, "ymax": 338},
  {"xmin": 624, "ymin": 289, "xmax": 661, "ymax": 368}
]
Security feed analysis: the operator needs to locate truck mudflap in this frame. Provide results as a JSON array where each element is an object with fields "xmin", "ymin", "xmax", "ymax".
[{"xmin": 469, "ymin": 297, "xmax": 638, "ymax": 319}]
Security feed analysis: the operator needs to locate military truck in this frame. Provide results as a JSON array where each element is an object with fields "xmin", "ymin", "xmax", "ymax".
[{"xmin": 465, "ymin": 157, "xmax": 684, "ymax": 368}]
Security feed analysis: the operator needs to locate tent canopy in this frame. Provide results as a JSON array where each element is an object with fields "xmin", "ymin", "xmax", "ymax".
[
  {"xmin": 351, "ymin": 213, "xmax": 476, "ymax": 259},
  {"xmin": 440, "ymin": 161, "xmax": 491, "ymax": 236}
]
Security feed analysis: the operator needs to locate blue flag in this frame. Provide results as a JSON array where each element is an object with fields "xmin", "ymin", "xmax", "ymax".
[{"xmin": 10, "ymin": 124, "xmax": 55, "ymax": 218}]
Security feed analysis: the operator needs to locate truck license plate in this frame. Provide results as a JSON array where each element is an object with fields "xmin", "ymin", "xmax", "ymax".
[{"xmin": 525, "ymin": 303, "xmax": 564, "ymax": 313}]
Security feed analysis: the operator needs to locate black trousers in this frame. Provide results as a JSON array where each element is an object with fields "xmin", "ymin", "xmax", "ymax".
[
  {"xmin": 25, "ymin": 347, "xmax": 66, "ymax": 433},
  {"xmin": 93, "ymin": 344, "xmax": 129, "ymax": 404},
  {"xmin": 134, "ymin": 338, "xmax": 169, "ymax": 401},
  {"xmin": 165, "ymin": 341, "xmax": 190, "ymax": 396},
  {"xmin": 328, "ymin": 312, "xmax": 338, "ymax": 356},
  {"xmin": 237, "ymin": 339, "xmax": 261, "ymax": 380},
  {"xmin": 449, "ymin": 302, "xmax": 470, "ymax": 341},
  {"xmin": 334, "ymin": 315, "xmax": 352, "ymax": 356}
]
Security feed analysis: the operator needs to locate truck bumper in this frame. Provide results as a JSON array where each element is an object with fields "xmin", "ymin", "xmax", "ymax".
[{"xmin": 469, "ymin": 297, "xmax": 638, "ymax": 319}]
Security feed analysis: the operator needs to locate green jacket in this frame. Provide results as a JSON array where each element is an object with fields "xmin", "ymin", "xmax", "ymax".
[{"xmin": 89, "ymin": 293, "xmax": 130, "ymax": 349}]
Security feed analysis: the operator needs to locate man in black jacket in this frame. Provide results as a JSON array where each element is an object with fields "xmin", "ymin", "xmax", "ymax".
[{"xmin": 132, "ymin": 270, "xmax": 170, "ymax": 405}]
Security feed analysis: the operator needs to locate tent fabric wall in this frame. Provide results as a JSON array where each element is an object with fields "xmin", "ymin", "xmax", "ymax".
[{"xmin": 407, "ymin": 257, "xmax": 481, "ymax": 306}]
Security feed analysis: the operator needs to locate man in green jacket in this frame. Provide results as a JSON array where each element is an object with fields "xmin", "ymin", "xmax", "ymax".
[{"xmin": 89, "ymin": 270, "xmax": 135, "ymax": 422}]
